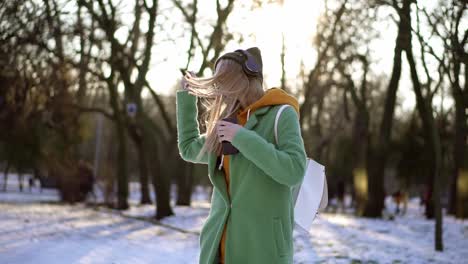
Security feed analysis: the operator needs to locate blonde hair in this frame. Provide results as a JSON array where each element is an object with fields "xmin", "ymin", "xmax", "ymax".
[{"xmin": 183, "ymin": 59, "xmax": 264, "ymax": 161}]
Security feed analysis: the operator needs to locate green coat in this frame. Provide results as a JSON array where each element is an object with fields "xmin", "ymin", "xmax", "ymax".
[{"xmin": 176, "ymin": 90, "xmax": 307, "ymax": 264}]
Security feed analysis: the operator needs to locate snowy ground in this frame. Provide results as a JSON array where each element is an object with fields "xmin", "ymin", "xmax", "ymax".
[{"xmin": 1, "ymin": 174, "xmax": 467, "ymax": 264}]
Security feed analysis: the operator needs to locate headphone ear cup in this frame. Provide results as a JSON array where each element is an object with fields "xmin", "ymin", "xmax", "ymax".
[
  {"xmin": 239, "ymin": 50, "xmax": 261, "ymax": 77},
  {"xmin": 244, "ymin": 59, "xmax": 257, "ymax": 76}
]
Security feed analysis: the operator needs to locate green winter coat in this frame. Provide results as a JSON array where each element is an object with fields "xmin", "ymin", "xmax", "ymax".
[{"xmin": 176, "ymin": 89, "xmax": 307, "ymax": 264}]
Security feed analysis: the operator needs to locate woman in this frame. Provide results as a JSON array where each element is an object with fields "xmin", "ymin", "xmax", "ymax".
[{"xmin": 176, "ymin": 47, "xmax": 307, "ymax": 264}]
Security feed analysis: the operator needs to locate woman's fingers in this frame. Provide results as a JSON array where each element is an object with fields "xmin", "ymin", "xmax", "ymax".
[
  {"xmin": 216, "ymin": 121, "xmax": 228, "ymax": 142},
  {"xmin": 216, "ymin": 121, "xmax": 227, "ymax": 130},
  {"xmin": 217, "ymin": 120, "xmax": 227, "ymax": 126},
  {"xmin": 217, "ymin": 120, "xmax": 239, "ymax": 143}
]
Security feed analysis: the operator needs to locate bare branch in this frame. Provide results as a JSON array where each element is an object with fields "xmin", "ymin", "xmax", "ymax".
[
  {"xmin": 415, "ymin": 3, "xmax": 432, "ymax": 89},
  {"xmin": 172, "ymin": 0, "xmax": 206, "ymax": 61},
  {"xmin": 144, "ymin": 80, "xmax": 175, "ymax": 134}
]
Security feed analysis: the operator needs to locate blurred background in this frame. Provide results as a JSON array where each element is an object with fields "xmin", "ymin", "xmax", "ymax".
[{"xmin": 0, "ymin": 0, "xmax": 467, "ymax": 263}]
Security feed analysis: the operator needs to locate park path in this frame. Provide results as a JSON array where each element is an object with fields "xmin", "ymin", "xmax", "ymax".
[{"xmin": 1, "ymin": 175, "xmax": 467, "ymax": 264}]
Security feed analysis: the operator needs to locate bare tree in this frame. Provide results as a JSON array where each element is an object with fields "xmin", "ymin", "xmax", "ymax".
[
  {"xmin": 171, "ymin": 0, "xmax": 236, "ymax": 206},
  {"xmin": 420, "ymin": 0, "xmax": 467, "ymax": 219},
  {"xmin": 360, "ymin": 0, "xmax": 413, "ymax": 217},
  {"xmin": 299, "ymin": 0, "xmax": 349, "ymax": 163},
  {"xmin": 77, "ymin": 0, "xmax": 178, "ymax": 217}
]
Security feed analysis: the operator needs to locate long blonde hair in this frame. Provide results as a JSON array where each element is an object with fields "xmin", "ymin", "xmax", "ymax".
[{"xmin": 183, "ymin": 59, "xmax": 264, "ymax": 160}]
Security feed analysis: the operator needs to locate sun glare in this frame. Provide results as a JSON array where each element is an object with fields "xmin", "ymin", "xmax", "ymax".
[
  {"xmin": 147, "ymin": 1, "xmax": 322, "ymax": 96},
  {"xmin": 147, "ymin": 0, "xmax": 419, "ymax": 115},
  {"xmin": 225, "ymin": 0, "xmax": 323, "ymax": 93}
]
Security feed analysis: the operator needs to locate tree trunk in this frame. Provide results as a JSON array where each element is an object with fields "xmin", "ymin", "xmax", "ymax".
[
  {"xmin": 149, "ymin": 145, "xmax": 174, "ymax": 220},
  {"xmin": 140, "ymin": 114, "xmax": 174, "ymax": 219},
  {"xmin": 448, "ymin": 92, "xmax": 466, "ymax": 215},
  {"xmin": 176, "ymin": 161, "xmax": 194, "ymax": 206},
  {"xmin": 448, "ymin": 59, "xmax": 468, "ymax": 217},
  {"xmin": 448, "ymin": 177, "xmax": 457, "ymax": 215},
  {"xmin": 107, "ymin": 81, "xmax": 129, "ymax": 210},
  {"xmin": 364, "ymin": 155, "xmax": 386, "ymax": 217},
  {"xmin": 351, "ymin": 108, "xmax": 369, "ymax": 215},
  {"xmin": 76, "ymin": 3, "xmax": 88, "ymax": 104},
  {"xmin": 405, "ymin": 37, "xmax": 443, "ymax": 251},
  {"xmin": 128, "ymin": 123, "xmax": 153, "ymax": 205},
  {"xmin": 364, "ymin": 42, "xmax": 403, "ymax": 218},
  {"xmin": 2, "ymin": 161, "xmax": 10, "ymax": 191},
  {"xmin": 115, "ymin": 121, "xmax": 129, "ymax": 210},
  {"xmin": 364, "ymin": 0, "xmax": 411, "ymax": 218},
  {"xmin": 456, "ymin": 62, "xmax": 468, "ymax": 218},
  {"xmin": 136, "ymin": 139, "xmax": 152, "ymax": 205}
]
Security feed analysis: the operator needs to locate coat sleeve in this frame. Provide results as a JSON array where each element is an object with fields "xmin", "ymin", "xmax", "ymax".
[
  {"xmin": 231, "ymin": 106, "xmax": 307, "ymax": 187},
  {"xmin": 176, "ymin": 90, "xmax": 209, "ymax": 164}
]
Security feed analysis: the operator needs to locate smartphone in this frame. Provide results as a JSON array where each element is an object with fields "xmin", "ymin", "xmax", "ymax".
[{"xmin": 221, "ymin": 117, "xmax": 240, "ymax": 155}]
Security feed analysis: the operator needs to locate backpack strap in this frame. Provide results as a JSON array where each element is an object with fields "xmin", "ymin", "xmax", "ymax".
[{"xmin": 274, "ymin": 104, "xmax": 291, "ymax": 145}]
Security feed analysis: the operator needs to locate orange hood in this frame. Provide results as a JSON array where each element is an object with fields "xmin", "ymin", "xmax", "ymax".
[{"xmin": 236, "ymin": 87, "xmax": 300, "ymax": 126}]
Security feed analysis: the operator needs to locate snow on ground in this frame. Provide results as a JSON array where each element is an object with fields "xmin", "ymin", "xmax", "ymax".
[{"xmin": 1, "ymin": 174, "xmax": 467, "ymax": 264}]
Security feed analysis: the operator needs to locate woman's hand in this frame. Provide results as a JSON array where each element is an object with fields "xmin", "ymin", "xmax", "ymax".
[
  {"xmin": 180, "ymin": 71, "xmax": 197, "ymax": 91},
  {"xmin": 216, "ymin": 120, "xmax": 243, "ymax": 142}
]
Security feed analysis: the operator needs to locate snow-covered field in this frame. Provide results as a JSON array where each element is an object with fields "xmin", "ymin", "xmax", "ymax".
[{"xmin": 1, "ymin": 174, "xmax": 467, "ymax": 264}]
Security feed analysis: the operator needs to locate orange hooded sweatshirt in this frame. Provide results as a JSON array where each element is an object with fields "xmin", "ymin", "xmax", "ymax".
[{"xmin": 218, "ymin": 87, "xmax": 300, "ymax": 263}]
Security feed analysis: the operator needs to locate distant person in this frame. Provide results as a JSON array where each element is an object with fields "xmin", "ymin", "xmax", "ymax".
[
  {"xmin": 392, "ymin": 190, "xmax": 402, "ymax": 215},
  {"xmin": 28, "ymin": 176, "xmax": 35, "ymax": 192},
  {"xmin": 177, "ymin": 47, "xmax": 307, "ymax": 264}
]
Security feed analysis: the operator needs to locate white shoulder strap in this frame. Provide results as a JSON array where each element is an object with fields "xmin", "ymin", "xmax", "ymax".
[{"xmin": 274, "ymin": 104, "xmax": 291, "ymax": 145}]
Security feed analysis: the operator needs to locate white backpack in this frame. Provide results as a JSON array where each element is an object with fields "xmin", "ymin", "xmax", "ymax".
[{"xmin": 274, "ymin": 104, "xmax": 328, "ymax": 232}]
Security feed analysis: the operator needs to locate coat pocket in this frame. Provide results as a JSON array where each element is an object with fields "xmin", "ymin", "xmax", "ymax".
[{"xmin": 272, "ymin": 217, "xmax": 290, "ymax": 257}]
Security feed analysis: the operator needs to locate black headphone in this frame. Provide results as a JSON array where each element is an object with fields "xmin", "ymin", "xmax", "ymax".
[{"xmin": 214, "ymin": 49, "xmax": 262, "ymax": 78}]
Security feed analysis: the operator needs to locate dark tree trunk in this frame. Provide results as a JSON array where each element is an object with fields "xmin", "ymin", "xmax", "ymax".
[
  {"xmin": 350, "ymin": 100, "xmax": 370, "ymax": 165},
  {"xmin": 136, "ymin": 140, "xmax": 152, "ymax": 205},
  {"xmin": 448, "ymin": 58, "xmax": 468, "ymax": 217},
  {"xmin": 107, "ymin": 80, "xmax": 129, "ymax": 210},
  {"xmin": 76, "ymin": 3, "xmax": 88, "ymax": 104},
  {"xmin": 115, "ymin": 119, "xmax": 129, "ymax": 210},
  {"xmin": 339, "ymin": 54, "xmax": 370, "ymax": 216},
  {"xmin": 364, "ymin": 156, "xmax": 386, "ymax": 217},
  {"xmin": 351, "ymin": 108, "xmax": 369, "ymax": 215},
  {"xmin": 2, "ymin": 161, "xmax": 10, "ymax": 191},
  {"xmin": 448, "ymin": 177, "xmax": 457, "ymax": 215},
  {"xmin": 364, "ymin": 0, "xmax": 412, "ymax": 218},
  {"xmin": 448, "ymin": 92, "xmax": 466, "ymax": 215},
  {"xmin": 404, "ymin": 29, "xmax": 443, "ymax": 251},
  {"xmin": 149, "ymin": 146, "xmax": 174, "ymax": 220},
  {"xmin": 140, "ymin": 114, "xmax": 174, "ymax": 219},
  {"xmin": 364, "ymin": 41, "xmax": 403, "ymax": 218},
  {"xmin": 176, "ymin": 161, "xmax": 194, "ymax": 206},
  {"xmin": 456, "ymin": 62, "xmax": 468, "ymax": 218},
  {"xmin": 424, "ymin": 182, "xmax": 434, "ymax": 219},
  {"xmin": 129, "ymin": 124, "xmax": 152, "ymax": 205}
]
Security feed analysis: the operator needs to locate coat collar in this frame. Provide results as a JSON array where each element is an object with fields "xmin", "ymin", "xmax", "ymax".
[{"xmin": 242, "ymin": 105, "xmax": 272, "ymax": 130}]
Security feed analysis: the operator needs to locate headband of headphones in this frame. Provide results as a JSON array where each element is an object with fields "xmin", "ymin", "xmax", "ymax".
[{"xmin": 214, "ymin": 49, "xmax": 263, "ymax": 79}]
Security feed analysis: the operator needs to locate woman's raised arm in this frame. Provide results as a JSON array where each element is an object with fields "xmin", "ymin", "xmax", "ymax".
[{"xmin": 176, "ymin": 90, "xmax": 209, "ymax": 164}]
